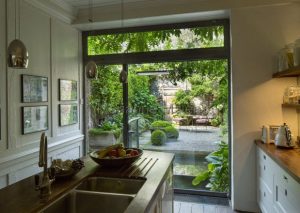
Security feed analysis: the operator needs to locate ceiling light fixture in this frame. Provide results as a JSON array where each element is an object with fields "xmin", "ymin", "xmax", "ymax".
[
  {"xmin": 7, "ymin": 0, "xmax": 29, "ymax": 69},
  {"xmin": 85, "ymin": 0, "xmax": 97, "ymax": 79}
]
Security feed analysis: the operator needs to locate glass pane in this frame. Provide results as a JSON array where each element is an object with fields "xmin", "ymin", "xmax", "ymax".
[
  {"xmin": 128, "ymin": 59, "xmax": 229, "ymax": 193},
  {"xmin": 88, "ymin": 26, "xmax": 224, "ymax": 55},
  {"xmin": 88, "ymin": 65, "xmax": 124, "ymax": 150}
]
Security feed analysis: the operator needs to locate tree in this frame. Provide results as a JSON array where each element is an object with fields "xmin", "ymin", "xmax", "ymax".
[{"xmin": 89, "ymin": 65, "xmax": 123, "ymax": 127}]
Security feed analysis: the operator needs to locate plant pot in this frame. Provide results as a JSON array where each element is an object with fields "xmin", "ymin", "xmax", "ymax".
[{"xmin": 89, "ymin": 131, "xmax": 117, "ymax": 148}]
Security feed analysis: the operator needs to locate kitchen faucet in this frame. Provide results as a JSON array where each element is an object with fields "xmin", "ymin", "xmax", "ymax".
[{"xmin": 35, "ymin": 132, "xmax": 55, "ymax": 201}]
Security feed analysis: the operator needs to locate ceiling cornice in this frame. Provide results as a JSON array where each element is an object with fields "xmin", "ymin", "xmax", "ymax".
[{"xmin": 24, "ymin": 0, "xmax": 78, "ymax": 24}]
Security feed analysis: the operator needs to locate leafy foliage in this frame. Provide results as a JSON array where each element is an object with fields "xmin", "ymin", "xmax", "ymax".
[
  {"xmin": 88, "ymin": 120, "xmax": 121, "ymax": 139},
  {"xmin": 192, "ymin": 141, "xmax": 229, "ymax": 192},
  {"xmin": 151, "ymin": 130, "xmax": 167, "ymax": 146},
  {"xmin": 128, "ymin": 72, "xmax": 164, "ymax": 122},
  {"xmin": 151, "ymin": 120, "xmax": 173, "ymax": 128},
  {"xmin": 173, "ymin": 89, "xmax": 194, "ymax": 114},
  {"xmin": 88, "ymin": 26, "xmax": 224, "ymax": 55},
  {"xmin": 89, "ymin": 65, "xmax": 123, "ymax": 127}
]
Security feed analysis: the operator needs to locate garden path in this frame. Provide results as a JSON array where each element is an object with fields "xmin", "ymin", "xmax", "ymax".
[{"xmin": 138, "ymin": 126, "xmax": 221, "ymax": 153}]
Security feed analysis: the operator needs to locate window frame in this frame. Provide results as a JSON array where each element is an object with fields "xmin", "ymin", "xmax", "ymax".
[{"xmin": 82, "ymin": 19, "xmax": 230, "ymax": 65}]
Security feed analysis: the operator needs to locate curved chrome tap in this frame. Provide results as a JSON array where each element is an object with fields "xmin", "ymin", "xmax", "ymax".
[{"xmin": 35, "ymin": 132, "xmax": 55, "ymax": 201}]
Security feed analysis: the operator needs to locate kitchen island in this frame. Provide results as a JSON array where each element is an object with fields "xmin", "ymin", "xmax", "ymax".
[{"xmin": 0, "ymin": 150, "xmax": 174, "ymax": 213}]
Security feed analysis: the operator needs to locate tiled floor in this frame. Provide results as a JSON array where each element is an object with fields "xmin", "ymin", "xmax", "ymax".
[{"xmin": 174, "ymin": 194, "xmax": 238, "ymax": 213}]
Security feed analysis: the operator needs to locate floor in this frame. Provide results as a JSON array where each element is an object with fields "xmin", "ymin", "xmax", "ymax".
[{"xmin": 174, "ymin": 194, "xmax": 238, "ymax": 213}]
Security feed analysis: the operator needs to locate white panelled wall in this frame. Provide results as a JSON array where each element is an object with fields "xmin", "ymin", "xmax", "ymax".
[{"xmin": 0, "ymin": 0, "xmax": 83, "ymax": 189}]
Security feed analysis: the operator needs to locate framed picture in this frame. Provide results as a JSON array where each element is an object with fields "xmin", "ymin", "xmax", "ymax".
[
  {"xmin": 22, "ymin": 75, "xmax": 48, "ymax": 103},
  {"xmin": 59, "ymin": 104, "xmax": 78, "ymax": 126},
  {"xmin": 22, "ymin": 106, "xmax": 48, "ymax": 134},
  {"xmin": 59, "ymin": 79, "xmax": 77, "ymax": 101}
]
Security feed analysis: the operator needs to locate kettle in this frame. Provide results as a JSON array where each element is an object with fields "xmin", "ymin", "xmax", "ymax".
[{"xmin": 275, "ymin": 123, "xmax": 294, "ymax": 148}]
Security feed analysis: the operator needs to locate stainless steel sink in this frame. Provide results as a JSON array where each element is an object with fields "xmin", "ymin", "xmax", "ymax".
[
  {"xmin": 43, "ymin": 190, "xmax": 134, "ymax": 213},
  {"xmin": 41, "ymin": 177, "xmax": 146, "ymax": 213},
  {"xmin": 76, "ymin": 177, "xmax": 146, "ymax": 194}
]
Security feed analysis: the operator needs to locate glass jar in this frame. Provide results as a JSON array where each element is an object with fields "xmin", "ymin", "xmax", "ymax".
[
  {"xmin": 294, "ymin": 39, "xmax": 300, "ymax": 66},
  {"xmin": 283, "ymin": 86, "xmax": 300, "ymax": 104},
  {"xmin": 278, "ymin": 44, "xmax": 294, "ymax": 71}
]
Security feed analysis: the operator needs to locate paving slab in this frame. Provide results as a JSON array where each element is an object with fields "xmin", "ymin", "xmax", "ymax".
[{"xmin": 138, "ymin": 126, "xmax": 221, "ymax": 153}]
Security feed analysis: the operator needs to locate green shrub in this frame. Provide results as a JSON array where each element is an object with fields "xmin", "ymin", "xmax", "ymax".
[
  {"xmin": 151, "ymin": 130, "xmax": 167, "ymax": 146},
  {"xmin": 173, "ymin": 89, "xmax": 194, "ymax": 114},
  {"xmin": 151, "ymin": 120, "xmax": 173, "ymax": 128},
  {"xmin": 89, "ymin": 120, "xmax": 121, "ymax": 139},
  {"xmin": 164, "ymin": 126, "xmax": 179, "ymax": 139}
]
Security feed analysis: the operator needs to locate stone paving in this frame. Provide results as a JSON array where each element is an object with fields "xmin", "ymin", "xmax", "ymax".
[{"xmin": 137, "ymin": 126, "xmax": 221, "ymax": 154}]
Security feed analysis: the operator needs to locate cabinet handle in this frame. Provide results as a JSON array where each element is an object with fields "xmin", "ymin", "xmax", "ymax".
[
  {"xmin": 264, "ymin": 192, "xmax": 266, "ymax": 197},
  {"xmin": 263, "ymin": 155, "xmax": 266, "ymax": 160},
  {"xmin": 283, "ymin": 175, "xmax": 288, "ymax": 181},
  {"xmin": 285, "ymin": 189, "xmax": 287, "ymax": 196},
  {"xmin": 263, "ymin": 165, "xmax": 266, "ymax": 171},
  {"xmin": 276, "ymin": 185, "xmax": 278, "ymax": 201}
]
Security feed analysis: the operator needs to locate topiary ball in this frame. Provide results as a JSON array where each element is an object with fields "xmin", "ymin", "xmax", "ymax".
[
  {"xmin": 151, "ymin": 120, "xmax": 173, "ymax": 128},
  {"xmin": 164, "ymin": 126, "xmax": 179, "ymax": 139},
  {"xmin": 151, "ymin": 130, "xmax": 167, "ymax": 146}
]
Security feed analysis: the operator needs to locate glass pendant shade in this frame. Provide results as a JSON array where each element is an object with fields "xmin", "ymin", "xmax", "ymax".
[
  {"xmin": 85, "ymin": 61, "xmax": 97, "ymax": 78},
  {"xmin": 7, "ymin": 39, "xmax": 29, "ymax": 68}
]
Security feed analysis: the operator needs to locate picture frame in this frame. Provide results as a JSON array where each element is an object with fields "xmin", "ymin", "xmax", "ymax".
[
  {"xmin": 59, "ymin": 79, "xmax": 77, "ymax": 101},
  {"xmin": 22, "ymin": 74, "xmax": 48, "ymax": 103},
  {"xmin": 59, "ymin": 104, "xmax": 78, "ymax": 126},
  {"xmin": 22, "ymin": 106, "xmax": 48, "ymax": 134}
]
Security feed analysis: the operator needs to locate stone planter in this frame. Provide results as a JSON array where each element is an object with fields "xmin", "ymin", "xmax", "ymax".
[{"xmin": 89, "ymin": 132, "xmax": 117, "ymax": 148}]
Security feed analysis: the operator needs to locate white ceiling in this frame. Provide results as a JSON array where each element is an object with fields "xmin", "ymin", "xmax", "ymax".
[
  {"xmin": 62, "ymin": 0, "xmax": 150, "ymax": 9},
  {"xmin": 36, "ymin": 0, "xmax": 299, "ymax": 30}
]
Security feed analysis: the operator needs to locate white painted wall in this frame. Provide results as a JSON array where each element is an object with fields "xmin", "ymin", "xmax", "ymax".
[
  {"xmin": 231, "ymin": 3, "xmax": 300, "ymax": 212},
  {"xmin": 0, "ymin": 0, "xmax": 83, "ymax": 189}
]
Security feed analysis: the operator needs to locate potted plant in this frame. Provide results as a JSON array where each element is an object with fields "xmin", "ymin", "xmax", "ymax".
[{"xmin": 89, "ymin": 121, "xmax": 121, "ymax": 148}]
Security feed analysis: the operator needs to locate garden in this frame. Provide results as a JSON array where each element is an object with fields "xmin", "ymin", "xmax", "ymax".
[{"xmin": 87, "ymin": 26, "xmax": 229, "ymax": 193}]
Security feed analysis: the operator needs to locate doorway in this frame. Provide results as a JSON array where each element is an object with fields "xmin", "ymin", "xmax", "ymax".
[{"xmin": 83, "ymin": 19, "xmax": 231, "ymax": 197}]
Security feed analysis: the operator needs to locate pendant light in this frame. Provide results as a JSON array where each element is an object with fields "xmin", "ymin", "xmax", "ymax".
[
  {"xmin": 8, "ymin": 0, "xmax": 29, "ymax": 69},
  {"xmin": 85, "ymin": 0, "xmax": 97, "ymax": 79}
]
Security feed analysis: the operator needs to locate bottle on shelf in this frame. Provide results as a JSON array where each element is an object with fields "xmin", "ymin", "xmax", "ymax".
[{"xmin": 294, "ymin": 39, "xmax": 300, "ymax": 67}]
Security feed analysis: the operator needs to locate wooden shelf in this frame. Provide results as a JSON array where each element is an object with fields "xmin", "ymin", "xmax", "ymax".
[
  {"xmin": 282, "ymin": 103, "xmax": 300, "ymax": 108},
  {"xmin": 273, "ymin": 66, "xmax": 300, "ymax": 78}
]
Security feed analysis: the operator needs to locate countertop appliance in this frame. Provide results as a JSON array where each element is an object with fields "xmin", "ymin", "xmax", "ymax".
[
  {"xmin": 261, "ymin": 125, "xmax": 280, "ymax": 144},
  {"xmin": 275, "ymin": 123, "xmax": 294, "ymax": 148}
]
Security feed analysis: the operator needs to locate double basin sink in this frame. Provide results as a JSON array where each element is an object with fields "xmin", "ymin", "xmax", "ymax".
[{"xmin": 42, "ymin": 177, "xmax": 146, "ymax": 213}]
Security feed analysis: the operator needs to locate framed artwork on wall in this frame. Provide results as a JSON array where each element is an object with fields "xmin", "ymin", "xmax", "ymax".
[
  {"xmin": 59, "ymin": 104, "xmax": 78, "ymax": 126},
  {"xmin": 59, "ymin": 79, "xmax": 77, "ymax": 101},
  {"xmin": 22, "ymin": 75, "xmax": 48, "ymax": 103},
  {"xmin": 22, "ymin": 106, "xmax": 48, "ymax": 134}
]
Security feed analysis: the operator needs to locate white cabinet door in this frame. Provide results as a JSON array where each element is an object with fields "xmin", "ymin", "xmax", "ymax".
[
  {"xmin": 256, "ymin": 147, "xmax": 275, "ymax": 213},
  {"xmin": 274, "ymin": 166, "xmax": 300, "ymax": 213},
  {"xmin": 257, "ymin": 146, "xmax": 300, "ymax": 213}
]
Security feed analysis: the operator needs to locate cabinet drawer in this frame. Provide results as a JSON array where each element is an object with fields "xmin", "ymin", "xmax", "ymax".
[
  {"xmin": 257, "ymin": 148, "xmax": 274, "ymax": 191},
  {"xmin": 258, "ymin": 178, "xmax": 274, "ymax": 213},
  {"xmin": 274, "ymin": 184, "xmax": 299, "ymax": 213},
  {"xmin": 274, "ymin": 167, "xmax": 300, "ymax": 212}
]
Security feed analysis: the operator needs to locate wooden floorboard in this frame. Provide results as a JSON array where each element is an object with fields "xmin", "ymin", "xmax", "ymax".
[
  {"xmin": 191, "ymin": 203, "xmax": 204, "ymax": 213},
  {"xmin": 174, "ymin": 201, "xmax": 237, "ymax": 213}
]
